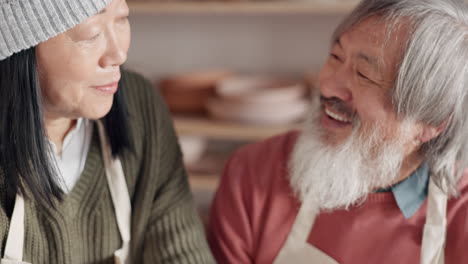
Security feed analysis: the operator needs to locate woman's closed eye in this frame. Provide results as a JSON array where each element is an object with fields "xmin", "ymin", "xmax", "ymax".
[{"xmin": 87, "ymin": 32, "xmax": 102, "ymax": 41}]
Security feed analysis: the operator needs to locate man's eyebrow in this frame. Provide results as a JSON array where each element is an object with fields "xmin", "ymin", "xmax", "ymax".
[
  {"xmin": 332, "ymin": 38, "xmax": 343, "ymax": 50},
  {"xmin": 357, "ymin": 52, "xmax": 379, "ymax": 70},
  {"xmin": 337, "ymin": 39, "xmax": 343, "ymax": 49},
  {"xmin": 98, "ymin": 8, "xmax": 106, "ymax": 14}
]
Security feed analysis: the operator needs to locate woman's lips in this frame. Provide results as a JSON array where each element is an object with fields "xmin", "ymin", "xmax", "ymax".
[{"xmin": 92, "ymin": 82, "xmax": 119, "ymax": 94}]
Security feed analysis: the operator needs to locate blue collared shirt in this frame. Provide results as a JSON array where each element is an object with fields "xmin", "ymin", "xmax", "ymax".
[{"xmin": 378, "ymin": 162, "xmax": 430, "ymax": 219}]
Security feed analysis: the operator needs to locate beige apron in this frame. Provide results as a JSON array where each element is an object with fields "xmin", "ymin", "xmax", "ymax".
[
  {"xmin": 0, "ymin": 120, "xmax": 132, "ymax": 264},
  {"xmin": 273, "ymin": 179, "xmax": 447, "ymax": 264}
]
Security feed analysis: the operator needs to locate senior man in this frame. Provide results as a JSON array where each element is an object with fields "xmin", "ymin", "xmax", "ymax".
[{"xmin": 208, "ymin": 0, "xmax": 468, "ymax": 263}]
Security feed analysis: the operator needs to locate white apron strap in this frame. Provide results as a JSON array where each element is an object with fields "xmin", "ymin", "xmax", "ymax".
[
  {"xmin": 96, "ymin": 121, "xmax": 132, "ymax": 264},
  {"xmin": 273, "ymin": 204, "xmax": 339, "ymax": 264},
  {"xmin": 420, "ymin": 179, "xmax": 447, "ymax": 264},
  {"xmin": 274, "ymin": 178, "xmax": 447, "ymax": 264},
  {"xmin": 1, "ymin": 194, "xmax": 30, "ymax": 264}
]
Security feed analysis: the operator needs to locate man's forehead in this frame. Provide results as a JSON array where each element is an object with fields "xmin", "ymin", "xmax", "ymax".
[
  {"xmin": 337, "ymin": 16, "xmax": 409, "ymax": 75},
  {"xmin": 344, "ymin": 16, "xmax": 409, "ymax": 48}
]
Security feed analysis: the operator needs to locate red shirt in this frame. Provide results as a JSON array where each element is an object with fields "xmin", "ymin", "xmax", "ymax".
[{"xmin": 208, "ymin": 131, "xmax": 468, "ymax": 264}]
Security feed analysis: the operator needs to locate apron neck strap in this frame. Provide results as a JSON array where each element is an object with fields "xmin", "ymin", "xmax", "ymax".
[{"xmin": 3, "ymin": 194, "xmax": 26, "ymax": 261}]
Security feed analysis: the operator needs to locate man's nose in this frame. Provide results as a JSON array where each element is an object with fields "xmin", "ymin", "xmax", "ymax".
[{"xmin": 319, "ymin": 66, "xmax": 353, "ymax": 103}]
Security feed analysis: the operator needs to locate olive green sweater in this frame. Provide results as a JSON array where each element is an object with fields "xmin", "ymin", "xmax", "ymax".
[{"xmin": 0, "ymin": 71, "xmax": 215, "ymax": 263}]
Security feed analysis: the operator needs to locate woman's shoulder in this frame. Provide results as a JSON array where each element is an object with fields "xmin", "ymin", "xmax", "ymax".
[
  {"xmin": 121, "ymin": 70, "xmax": 158, "ymax": 106},
  {"xmin": 117, "ymin": 70, "xmax": 180, "ymax": 188},
  {"xmin": 120, "ymin": 69, "xmax": 180, "ymax": 152},
  {"xmin": 122, "ymin": 70, "xmax": 151, "ymax": 89},
  {"xmin": 121, "ymin": 69, "xmax": 169, "ymax": 125}
]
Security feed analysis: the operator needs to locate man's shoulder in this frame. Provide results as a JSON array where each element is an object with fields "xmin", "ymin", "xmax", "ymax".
[
  {"xmin": 234, "ymin": 130, "xmax": 300, "ymax": 168},
  {"xmin": 454, "ymin": 170, "xmax": 468, "ymax": 195},
  {"xmin": 210, "ymin": 131, "xmax": 302, "ymax": 262},
  {"xmin": 224, "ymin": 131, "xmax": 300, "ymax": 191},
  {"xmin": 448, "ymin": 172, "xmax": 468, "ymax": 213}
]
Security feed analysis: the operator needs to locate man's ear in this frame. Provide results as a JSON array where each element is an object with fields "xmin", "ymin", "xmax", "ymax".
[{"xmin": 418, "ymin": 119, "xmax": 450, "ymax": 144}]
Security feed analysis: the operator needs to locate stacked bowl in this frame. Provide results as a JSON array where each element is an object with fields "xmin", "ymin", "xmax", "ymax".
[
  {"xmin": 206, "ymin": 75, "xmax": 309, "ymax": 125},
  {"xmin": 159, "ymin": 70, "xmax": 232, "ymax": 114}
]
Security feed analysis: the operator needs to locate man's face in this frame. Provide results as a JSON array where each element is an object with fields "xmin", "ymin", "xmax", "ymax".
[
  {"xmin": 317, "ymin": 16, "xmax": 417, "ymax": 150},
  {"xmin": 289, "ymin": 17, "xmax": 426, "ymax": 210}
]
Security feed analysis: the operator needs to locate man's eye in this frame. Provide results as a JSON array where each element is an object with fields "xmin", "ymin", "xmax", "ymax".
[
  {"xmin": 330, "ymin": 53, "xmax": 343, "ymax": 62},
  {"xmin": 357, "ymin": 72, "xmax": 379, "ymax": 86},
  {"xmin": 358, "ymin": 71, "xmax": 369, "ymax": 80}
]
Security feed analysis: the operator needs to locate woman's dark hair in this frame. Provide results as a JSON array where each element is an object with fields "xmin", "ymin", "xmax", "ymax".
[{"xmin": 0, "ymin": 47, "xmax": 132, "ymax": 207}]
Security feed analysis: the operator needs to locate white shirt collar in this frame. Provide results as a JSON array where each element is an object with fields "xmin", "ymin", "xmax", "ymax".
[{"xmin": 47, "ymin": 118, "xmax": 93, "ymax": 193}]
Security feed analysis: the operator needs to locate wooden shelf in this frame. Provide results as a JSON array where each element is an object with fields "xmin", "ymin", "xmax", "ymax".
[
  {"xmin": 128, "ymin": 1, "xmax": 358, "ymax": 15},
  {"xmin": 173, "ymin": 116, "xmax": 300, "ymax": 141}
]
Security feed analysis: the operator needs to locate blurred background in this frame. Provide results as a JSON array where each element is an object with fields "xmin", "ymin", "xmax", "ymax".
[{"xmin": 125, "ymin": 0, "xmax": 358, "ymax": 224}]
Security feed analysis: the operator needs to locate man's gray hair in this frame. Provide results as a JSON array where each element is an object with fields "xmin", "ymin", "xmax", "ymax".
[{"xmin": 333, "ymin": 0, "xmax": 468, "ymax": 195}]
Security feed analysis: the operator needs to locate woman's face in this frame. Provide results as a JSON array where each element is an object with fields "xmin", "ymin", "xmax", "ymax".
[{"xmin": 36, "ymin": 0, "xmax": 130, "ymax": 121}]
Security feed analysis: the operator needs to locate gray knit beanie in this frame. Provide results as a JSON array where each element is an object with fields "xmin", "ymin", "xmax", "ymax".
[{"xmin": 0, "ymin": 0, "xmax": 112, "ymax": 60}]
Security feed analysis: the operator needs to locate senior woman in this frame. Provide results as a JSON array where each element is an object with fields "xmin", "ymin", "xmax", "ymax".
[{"xmin": 0, "ymin": 0, "xmax": 214, "ymax": 263}]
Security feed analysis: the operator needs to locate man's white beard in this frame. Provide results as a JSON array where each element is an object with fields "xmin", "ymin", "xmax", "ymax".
[{"xmin": 289, "ymin": 103, "xmax": 412, "ymax": 211}]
